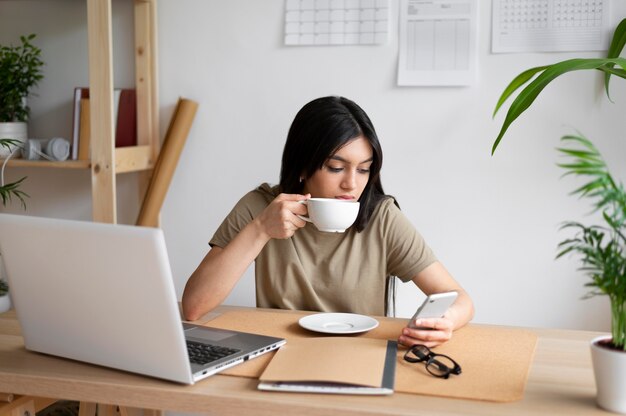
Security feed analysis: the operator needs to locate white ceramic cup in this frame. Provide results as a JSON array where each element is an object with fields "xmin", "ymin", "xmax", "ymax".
[{"xmin": 298, "ymin": 198, "xmax": 360, "ymax": 233}]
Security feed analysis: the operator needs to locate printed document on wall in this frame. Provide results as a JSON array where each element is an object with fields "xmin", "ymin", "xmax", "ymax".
[
  {"xmin": 398, "ymin": 0, "xmax": 478, "ymax": 86},
  {"xmin": 492, "ymin": 0, "xmax": 611, "ymax": 53}
]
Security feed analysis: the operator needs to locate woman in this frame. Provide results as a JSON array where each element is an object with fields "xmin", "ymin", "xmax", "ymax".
[{"xmin": 182, "ymin": 96, "xmax": 474, "ymax": 347}]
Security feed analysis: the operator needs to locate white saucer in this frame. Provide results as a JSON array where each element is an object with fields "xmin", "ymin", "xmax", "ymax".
[{"xmin": 298, "ymin": 313, "xmax": 379, "ymax": 334}]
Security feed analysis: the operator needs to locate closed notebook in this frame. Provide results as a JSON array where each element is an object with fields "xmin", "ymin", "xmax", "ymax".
[{"xmin": 258, "ymin": 337, "xmax": 397, "ymax": 395}]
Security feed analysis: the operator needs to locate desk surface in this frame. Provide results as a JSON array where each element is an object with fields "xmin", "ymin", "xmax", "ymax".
[{"xmin": 0, "ymin": 306, "xmax": 609, "ymax": 416}]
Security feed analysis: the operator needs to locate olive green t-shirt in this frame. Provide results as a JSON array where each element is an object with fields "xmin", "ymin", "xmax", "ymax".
[{"xmin": 210, "ymin": 183, "xmax": 437, "ymax": 316}]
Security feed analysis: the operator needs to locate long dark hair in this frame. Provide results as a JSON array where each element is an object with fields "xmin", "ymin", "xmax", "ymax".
[{"xmin": 279, "ymin": 96, "xmax": 394, "ymax": 232}]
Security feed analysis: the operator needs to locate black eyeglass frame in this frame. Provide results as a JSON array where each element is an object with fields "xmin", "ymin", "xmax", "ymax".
[{"xmin": 403, "ymin": 344, "xmax": 462, "ymax": 379}]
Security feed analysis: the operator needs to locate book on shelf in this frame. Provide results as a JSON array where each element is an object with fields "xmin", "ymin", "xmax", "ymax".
[
  {"xmin": 71, "ymin": 87, "xmax": 89, "ymax": 160},
  {"xmin": 77, "ymin": 98, "xmax": 90, "ymax": 160},
  {"xmin": 71, "ymin": 87, "xmax": 137, "ymax": 160},
  {"xmin": 257, "ymin": 337, "xmax": 397, "ymax": 395},
  {"xmin": 115, "ymin": 89, "xmax": 137, "ymax": 147}
]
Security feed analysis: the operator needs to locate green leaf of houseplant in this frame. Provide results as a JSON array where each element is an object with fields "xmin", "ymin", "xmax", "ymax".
[
  {"xmin": 0, "ymin": 138, "xmax": 29, "ymax": 209},
  {"xmin": 604, "ymin": 18, "xmax": 626, "ymax": 97},
  {"xmin": 0, "ymin": 176, "xmax": 28, "ymax": 209},
  {"xmin": 492, "ymin": 57, "xmax": 626, "ymax": 155},
  {"xmin": 492, "ymin": 66, "xmax": 549, "ymax": 117}
]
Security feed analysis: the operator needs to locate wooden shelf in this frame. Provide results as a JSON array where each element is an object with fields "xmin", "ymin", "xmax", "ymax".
[
  {"xmin": 3, "ymin": 0, "xmax": 161, "ymax": 223},
  {"xmin": 1, "ymin": 159, "xmax": 90, "ymax": 169},
  {"xmin": 0, "ymin": 145, "xmax": 155, "ymax": 173}
]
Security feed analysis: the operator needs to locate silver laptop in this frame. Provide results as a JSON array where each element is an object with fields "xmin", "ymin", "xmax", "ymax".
[{"xmin": 0, "ymin": 213, "xmax": 285, "ymax": 384}]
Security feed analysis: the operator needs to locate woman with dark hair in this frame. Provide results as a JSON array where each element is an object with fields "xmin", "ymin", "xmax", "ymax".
[
  {"xmin": 183, "ymin": 96, "xmax": 473, "ymax": 347},
  {"xmin": 279, "ymin": 96, "xmax": 387, "ymax": 232}
]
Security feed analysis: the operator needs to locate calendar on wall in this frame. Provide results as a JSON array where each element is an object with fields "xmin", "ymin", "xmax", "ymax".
[
  {"xmin": 284, "ymin": 0, "xmax": 389, "ymax": 46},
  {"xmin": 492, "ymin": 0, "xmax": 612, "ymax": 53}
]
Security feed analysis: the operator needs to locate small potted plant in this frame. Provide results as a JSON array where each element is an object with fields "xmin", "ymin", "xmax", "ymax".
[
  {"xmin": 556, "ymin": 134, "xmax": 626, "ymax": 413},
  {"xmin": 491, "ymin": 18, "xmax": 626, "ymax": 413},
  {"xmin": 0, "ymin": 138, "xmax": 28, "ymax": 314},
  {"xmin": 0, "ymin": 279, "xmax": 9, "ymax": 314},
  {"xmin": 0, "ymin": 33, "xmax": 44, "ymax": 158}
]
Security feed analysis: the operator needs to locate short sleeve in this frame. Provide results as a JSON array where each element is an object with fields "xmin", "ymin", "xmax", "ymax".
[
  {"xmin": 379, "ymin": 199, "xmax": 437, "ymax": 282},
  {"xmin": 209, "ymin": 185, "xmax": 275, "ymax": 248}
]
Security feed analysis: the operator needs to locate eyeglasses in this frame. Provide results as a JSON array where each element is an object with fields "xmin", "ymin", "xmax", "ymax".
[{"xmin": 403, "ymin": 344, "xmax": 462, "ymax": 379}]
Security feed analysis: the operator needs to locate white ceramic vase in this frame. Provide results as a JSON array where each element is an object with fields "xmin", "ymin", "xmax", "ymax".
[
  {"xmin": 0, "ymin": 122, "xmax": 28, "ymax": 158},
  {"xmin": 590, "ymin": 335, "xmax": 626, "ymax": 414},
  {"xmin": 0, "ymin": 254, "xmax": 9, "ymax": 313},
  {"xmin": 0, "ymin": 294, "xmax": 10, "ymax": 314},
  {"xmin": 0, "ymin": 254, "xmax": 10, "ymax": 313}
]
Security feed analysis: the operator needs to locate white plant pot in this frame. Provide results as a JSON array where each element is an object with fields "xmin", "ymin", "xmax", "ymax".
[
  {"xmin": 0, "ymin": 294, "xmax": 10, "ymax": 314},
  {"xmin": 590, "ymin": 335, "xmax": 626, "ymax": 414},
  {"xmin": 0, "ymin": 254, "xmax": 9, "ymax": 313},
  {"xmin": 0, "ymin": 122, "xmax": 28, "ymax": 158}
]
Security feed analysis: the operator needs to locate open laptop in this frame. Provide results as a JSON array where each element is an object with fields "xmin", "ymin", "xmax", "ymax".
[{"xmin": 0, "ymin": 213, "xmax": 285, "ymax": 384}]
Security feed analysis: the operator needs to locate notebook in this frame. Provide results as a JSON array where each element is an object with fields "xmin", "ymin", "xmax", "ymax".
[
  {"xmin": 258, "ymin": 337, "xmax": 397, "ymax": 395},
  {"xmin": 0, "ymin": 213, "xmax": 285, "ymax": 384}
]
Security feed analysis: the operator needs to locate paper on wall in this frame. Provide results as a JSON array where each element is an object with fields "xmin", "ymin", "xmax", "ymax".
[
  {"xmin": 491, "ymin": 0, "xmax": 612, "ymax": 53},
  {"xmin": 397, "ymin": 0, "xmax": 478, "ymax": 86},
  {"xmin": 284, "ymin": 0, "xmax": 390, "ymax": 46}
]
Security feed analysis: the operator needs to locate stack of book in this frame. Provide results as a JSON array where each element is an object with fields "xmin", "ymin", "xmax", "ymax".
[{"xmin": 71, "ymin": 87, "xmax": 137, "ymax": 160}]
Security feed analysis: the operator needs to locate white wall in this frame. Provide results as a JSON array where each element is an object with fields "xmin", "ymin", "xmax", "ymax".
[{"xmin": 2, "ymin": 1, "xmax": 625, "ymax": 331}]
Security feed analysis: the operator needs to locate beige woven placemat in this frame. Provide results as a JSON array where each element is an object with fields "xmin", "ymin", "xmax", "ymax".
[{"xmin": 205, "ymin": 310, "xmax": 537, "ymax": 402}]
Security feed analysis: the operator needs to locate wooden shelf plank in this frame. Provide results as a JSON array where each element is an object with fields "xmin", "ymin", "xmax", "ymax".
[
  {"xmin": 0, "ymin": 145, "xmax": 154, "ymax": 173},
  {"xmin": 0, "ymin": 159, "xmax": 90, "ymax": 169}
]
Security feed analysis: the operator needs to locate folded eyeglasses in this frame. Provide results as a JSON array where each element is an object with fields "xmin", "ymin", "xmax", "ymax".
[{"xmin": 403, "ymin": 344, "xmax": 462, "ymax": 379}]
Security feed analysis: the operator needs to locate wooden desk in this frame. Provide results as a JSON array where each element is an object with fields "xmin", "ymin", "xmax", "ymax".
[{"xmin": 0, "ymin": 307, "xmax": 609, "ymax": 416}]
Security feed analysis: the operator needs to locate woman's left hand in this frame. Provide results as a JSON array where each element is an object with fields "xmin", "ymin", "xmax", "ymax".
[{"xmin": 397, "ymin": 317, "xmax": 454, "ymax": 348}]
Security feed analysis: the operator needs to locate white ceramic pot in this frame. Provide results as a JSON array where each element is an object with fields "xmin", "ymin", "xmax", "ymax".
[
  {"xmin": 0, "ymin": 254, "xmax": 8, "ymax": 313},
  {"xmin": 0, "ymin": 253, "xmax": 4, "ymax": 282},
  {"xmin": 590, "ymin": 335, "xmax": 626, "ymax": 414},
  {"xmin": 0, "ymin": 294, "xmax": 10, "ymax": 314},
  {"xmin": 0, "ymin": 122, "xmax": 28, "ymax": 158}
]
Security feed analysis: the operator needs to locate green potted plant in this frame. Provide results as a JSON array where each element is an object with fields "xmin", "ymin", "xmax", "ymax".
[
  {"xmin": 492, "ymin": 18, "xmax": 626, "ymax": 413},
  {"xmin": 0, "ymin": 277, "xmax": 9, "ymax": 314},
  {"xmin": 0, "ymin": 33, "xmax": 44, "ymax": 158},
  {"xmin": 0, "ymin": 138, "xmax": 27, "ymax": 314},
  {"xmin": 0, "ymin": 34, "xmax": 40, "ymax": 314},
  {"xmin": 556, "ymin": 135, "xmax": 626, "ymax": 413}
]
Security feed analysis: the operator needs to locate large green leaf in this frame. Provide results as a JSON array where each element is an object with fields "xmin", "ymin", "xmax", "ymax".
[
  {"xmin": 492, "ymin": 66, "xmax": 548, "ymax": 117},
  {"xmin": 492, "ymin": 57, "xmax": 626, "ymax": 154},
  {"xmin": 605, "ymin": 18, "xmax": 626, "ymax": 96}
]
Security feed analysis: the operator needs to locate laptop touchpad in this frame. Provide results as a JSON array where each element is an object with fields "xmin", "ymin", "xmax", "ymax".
[{"xmin": 186, "ymin": 327, "xmax": 235, "ymax": 342}]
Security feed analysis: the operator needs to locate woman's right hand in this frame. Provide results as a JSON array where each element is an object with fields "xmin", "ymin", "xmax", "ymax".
[{"xmin": 254, "ymin": 193, "xmax": 310, "ymax": 239}]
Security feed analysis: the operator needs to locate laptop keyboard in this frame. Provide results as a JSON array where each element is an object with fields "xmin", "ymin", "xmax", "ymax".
[{"xmin": 186, "ymin": 341, "xmax": 241, "ymax": 366}]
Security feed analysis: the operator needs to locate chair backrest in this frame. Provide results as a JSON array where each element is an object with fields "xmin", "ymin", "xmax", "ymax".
[{"xmin": 384, "ymin": 275, "xmax": 398, "ymax": 317}]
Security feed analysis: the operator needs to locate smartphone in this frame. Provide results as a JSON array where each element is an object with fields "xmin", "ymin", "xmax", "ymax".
[{"xmin": 408, "ymin": 291, "xmax": 458, "ymax": 329}]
